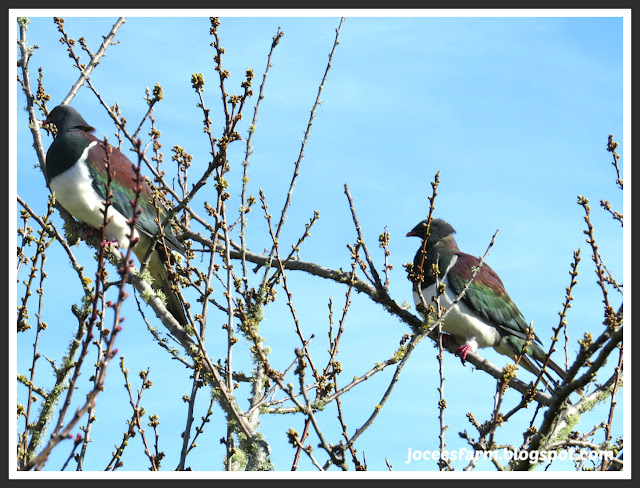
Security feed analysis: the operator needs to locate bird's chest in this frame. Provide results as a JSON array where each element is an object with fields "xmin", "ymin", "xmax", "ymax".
[
  {"xmin": 48, "ymin": 147, "xmax": 137, "ymax": 248},
  {"xmin": 414, "ymin": 278, "xmax": 502, "ymax": 349},
  {"xmin": 49, "ymin": 153, "xmax": 101, "ymax": 226}
]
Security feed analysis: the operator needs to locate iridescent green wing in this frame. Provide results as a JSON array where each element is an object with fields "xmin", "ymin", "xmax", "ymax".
[{"xmin": 85, "ymin": 136, "xmax": 185, "ymax": 254}]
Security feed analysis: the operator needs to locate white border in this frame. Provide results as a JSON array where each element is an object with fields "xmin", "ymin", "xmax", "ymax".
[{"xmin": 9, "ymin": 8, "xmax": 631, "ymax": 479}]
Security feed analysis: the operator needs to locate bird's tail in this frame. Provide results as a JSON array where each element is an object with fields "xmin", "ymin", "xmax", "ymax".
[
  {"xmin": 154, "ymin": 263, "xmax": 189, "ymax": 327},
  {"xmin": 134, "ymin": 243, "xmax": 188, "ymax": 327},
  {"xmin": 543, "ymin": 356, "xmax": 569, "ymax": 381},
  {"xmin": 526, "ymin": 355, "xmax": 585, "ymax": 399},
  {"xmin": 506, "ymin": 337, "xmax": 584, "ymax": 398}
]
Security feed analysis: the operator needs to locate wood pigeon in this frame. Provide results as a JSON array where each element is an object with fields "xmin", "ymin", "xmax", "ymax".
[
  {"xmin": 407, "ymin": 218, "xmax": 567, "ymax": 386},
  {"xmin": 43, "ymin": 104, "xmax": 188, "ymax": 326}
]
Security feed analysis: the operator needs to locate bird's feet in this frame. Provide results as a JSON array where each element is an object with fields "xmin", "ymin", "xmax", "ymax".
[
  {"xmin": 80, "ymin": 224, "xmax": 119, "ymax": 247},
  {"xmin": 455, "ymin": 344, "xmax": 474, "ymax": 364},
  {"xmin": 81, "ymin": 224, "xmax": 101, "ymax": 239},
  {"xmin": 438, "ymin": 334, "xmax": 474, "ymax": 365}
]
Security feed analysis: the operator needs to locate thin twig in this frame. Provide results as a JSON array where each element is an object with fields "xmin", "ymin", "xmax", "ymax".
[
  {"xmin": 270, "ymin": 18, "xmax": 344, "ymax": 261},
  {"xmin": 59, "ymin": 17, "xmax": 126, "ymax": 106}
]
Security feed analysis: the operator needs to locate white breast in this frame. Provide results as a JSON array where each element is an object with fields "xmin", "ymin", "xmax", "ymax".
[
  {"xmin": 413, "ymin": 256, "xmax": 501, "ymax": 350},
  {"xmin": 49, "ymin": 142, "xmax": 138, "ymax": 248}
]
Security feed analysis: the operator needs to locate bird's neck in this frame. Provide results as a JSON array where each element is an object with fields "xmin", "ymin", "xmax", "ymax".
[
  {"xmin": 45, "ymin": 130, "xmax": 96, "ymax": 182},
  {"xmin": 413, "ymin": 236, "xmax": 459, "ymax": 286}
]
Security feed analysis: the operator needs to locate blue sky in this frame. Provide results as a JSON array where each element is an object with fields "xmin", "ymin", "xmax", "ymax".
[{"xmin": 12, "ymin": 11, "xmax": 627, "ymax": 475}]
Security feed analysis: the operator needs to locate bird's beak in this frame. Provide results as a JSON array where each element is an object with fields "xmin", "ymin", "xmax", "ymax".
[{"xmin": 406, "ymin": 230, "xmax": 416, "ymax": 237}]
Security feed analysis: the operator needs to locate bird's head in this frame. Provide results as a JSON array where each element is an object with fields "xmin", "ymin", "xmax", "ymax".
[
  {"xmin": 406, "ymin": 218, "xmax": 456, "ymax": 243},
  {"xmin": 43, "ymin": 105, "xmax": 95, "ymax": 134}
]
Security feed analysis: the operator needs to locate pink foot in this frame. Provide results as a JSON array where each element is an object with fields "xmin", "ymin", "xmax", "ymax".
[
  {"xmin": 455, "ymin": 344, "xmax": 474, "ymax": 364},
  {"xmin": 82, "ymin": 224, "xmax": 100, "ymax": 239},
  {"xmin": 100, "ymin": 237, "xmax": 119, "ymax": 248},
  {"xmin": 81, "ymin": 225, "xmax": 119, "ymax": 246}
]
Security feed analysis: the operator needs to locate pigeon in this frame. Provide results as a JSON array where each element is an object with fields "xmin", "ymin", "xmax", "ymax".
[
  {"xmin": 43, "ymin": 104, "xmax": 188, "ymax": 326},
  {"xmin": 407, "ymin": 218, "xmax": 568, "ymax": 387}
]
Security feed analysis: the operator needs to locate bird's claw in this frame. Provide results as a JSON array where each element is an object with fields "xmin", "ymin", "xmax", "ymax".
[
  {"xmin": 81, "ymin": 224, "xmax": 118, "ymax": 247},
  {"xmin": 456, "ymin": 344, "xmax": 473, "ymax": 364}
]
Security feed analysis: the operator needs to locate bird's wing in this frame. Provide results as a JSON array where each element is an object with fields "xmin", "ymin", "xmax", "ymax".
[
  {"xmin": 446, "ymin": 252, "xmax": 540, "ymax": 344},
  {"xmin": 83, "ymin": 133, "xmax": 185, "ymax": 255}
]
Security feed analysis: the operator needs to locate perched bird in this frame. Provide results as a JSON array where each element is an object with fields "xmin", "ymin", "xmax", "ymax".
[
  {"xmin": 407, "ymin": 218, "xmax": 567, "ymax": 387},
  {"xmin": 43, "ymin": 104, "xmax": 188, "ymax": 326}
]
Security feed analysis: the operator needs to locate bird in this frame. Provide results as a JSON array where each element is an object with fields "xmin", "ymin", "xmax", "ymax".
[
  {"xmin": 43, "ymin": 104, "xmax": 188, "ymax": 326},
  {"xmin": 407, "ymin": 218, "xmax": 568, "ymax": 388}
]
